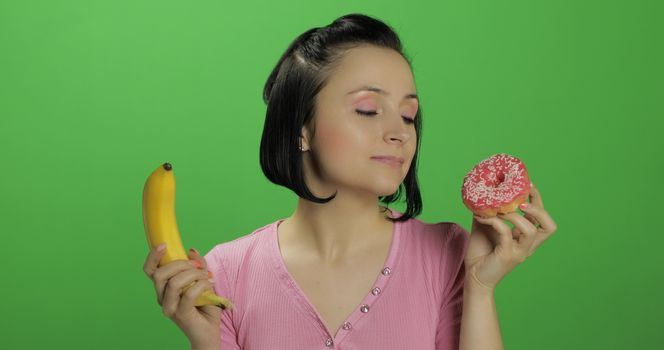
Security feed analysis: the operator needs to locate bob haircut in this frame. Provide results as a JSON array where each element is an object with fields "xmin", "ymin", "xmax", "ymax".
[{"xmin": 259, "ymin": 13, "xmax": 423, "ymax": 223}]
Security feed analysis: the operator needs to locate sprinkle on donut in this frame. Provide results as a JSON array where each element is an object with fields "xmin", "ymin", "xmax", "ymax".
[{"xmin": 461, "ymin": 153, "xmax": 531, "ymax": 217}]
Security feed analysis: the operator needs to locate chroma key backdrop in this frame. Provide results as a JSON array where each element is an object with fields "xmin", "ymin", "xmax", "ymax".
[{"xmin": 1, "ymin": 1, "xmax": 662, "ymax": 349}]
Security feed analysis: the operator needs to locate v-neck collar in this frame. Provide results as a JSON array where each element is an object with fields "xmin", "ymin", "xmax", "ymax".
[{"xmin": 269, "ymin": 208, "xmax": 405, "ymax": 343}]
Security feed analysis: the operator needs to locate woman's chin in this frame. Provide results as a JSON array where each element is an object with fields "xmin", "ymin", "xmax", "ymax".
[{"xmin": 372, "ymin": 183, "xmax": 402, "ymax": 197}]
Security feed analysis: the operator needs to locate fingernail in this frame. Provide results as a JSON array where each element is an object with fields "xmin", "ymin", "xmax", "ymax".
[
  {"xmin": 189, "ymin": 260, "xmax": 202, "ymax": 268},
  {"xmin": 520, "ymin": 203, "xmax": 528, "ymax": 210},
  {"xmin": 208, "ymin": 270, "xmax": 213, "ymax": 278},
  {"xmin": 189, "ymin": 247, "xmax": 200, "ymax": 255},
  {"xmin": 156, "ymin": 243, "xmax": 167, "ymax": 252},
  {"xmin": 530, "ymin": 182, "xmax": 534, "ymax": 188}
]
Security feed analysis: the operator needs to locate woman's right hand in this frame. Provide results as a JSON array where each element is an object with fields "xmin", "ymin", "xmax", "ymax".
[{"xmin": 143, "ymin": 244, "xmax": 222, "ymax": 348}]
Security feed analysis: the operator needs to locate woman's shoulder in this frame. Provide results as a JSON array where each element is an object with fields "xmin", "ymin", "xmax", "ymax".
[
  {"xmin": 397, "ymin": 215, "xmax": 470, "ymax": 301},
  {"xmin": 205, "ymin": 218, "xmax": 280, "ymax": 270},
  {"xmin": 405, "ymin": 214, "xmax": 470, "ymax": 248},
  {"xmin": 396, "ymin": 215, "xmax": 470, "ymax": 270},
  {"xmin": 208, "ymin": 219, "xmax": 276, "ymax": 255}
]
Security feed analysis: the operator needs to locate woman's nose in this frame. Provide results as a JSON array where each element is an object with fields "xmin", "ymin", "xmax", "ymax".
[{"xmin": 383, "ymin": 112, "xmax": 412, "ymax": 143}]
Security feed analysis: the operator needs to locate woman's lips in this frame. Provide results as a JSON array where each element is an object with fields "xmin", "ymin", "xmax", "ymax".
[{"xmin": 371, "ymin": 156, "xmax": 404, "ymax": 168}]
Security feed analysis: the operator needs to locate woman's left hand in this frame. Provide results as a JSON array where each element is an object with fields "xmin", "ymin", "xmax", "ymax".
[{"xmin": 465, "ymin": 183, "xmax": 558, "ymax": 292}]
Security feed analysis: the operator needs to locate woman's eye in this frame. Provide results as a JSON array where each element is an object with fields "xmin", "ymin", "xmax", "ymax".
[
  {"xmin": 355, "ymin": 110, "xmax": 415, "ymax": 125},
  {"xmin": 355, "ymin": 109, "xmax": 377, "ymax": 116}
]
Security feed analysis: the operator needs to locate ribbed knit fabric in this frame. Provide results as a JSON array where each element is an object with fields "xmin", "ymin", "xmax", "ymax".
[{"xmin": 203, "ymin": 208, "xmax": 470, "ymax": 350}]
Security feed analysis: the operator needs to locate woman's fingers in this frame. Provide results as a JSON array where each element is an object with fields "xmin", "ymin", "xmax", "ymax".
[
  {"xmin": 472, "ymin": 185, "xmax": 558, "ymax": 264},
  {"xmin": 497, "ymin": 212, "xmax": 537, "ymax": 257},
  {"xmin": 529, "ymin": 184, "xmax": 544, "ymax": 208},
  {"xmin": 188, "ymin": 248, "xmax": 208, "ymax": 271},
  {"xmin": 521, "ymin": 203, "xmax": 557, "ymax": 234},
  {"xmin": 143, "ymin": 243, "xmax": 167, "ymax": 278},
  {"xmin": 517, "ymin": 204, "xmax": 558, "ymax": 252},
  {"xmin": 473, "ymin": 215, "xmax": 514, "ymax": 250},
  {"xmin": 177, "ymin": 278, "xmax": 214, "ymax": 316},
  {"xmin": 161, "ymin": 268, "xmax": 211, "ymax": 318},
  {"xmin": 152, "ymin": 260, "xmax": 206, "ymax": 305}
]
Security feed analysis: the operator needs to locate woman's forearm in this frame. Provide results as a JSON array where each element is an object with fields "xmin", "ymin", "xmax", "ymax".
[{"xmin": 459, "ymin": 275, "xmax": 504, "ymax": 350}]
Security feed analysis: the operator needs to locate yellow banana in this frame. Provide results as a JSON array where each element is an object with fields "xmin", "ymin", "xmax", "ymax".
[{"xmin": 142, "ymin": 162, "xmax": 234, "ymax": 310}]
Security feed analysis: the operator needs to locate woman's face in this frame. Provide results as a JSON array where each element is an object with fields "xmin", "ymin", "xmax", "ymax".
[{"xmin": 301, "ymin": 44, "xmax": 419, "ymax": 198}]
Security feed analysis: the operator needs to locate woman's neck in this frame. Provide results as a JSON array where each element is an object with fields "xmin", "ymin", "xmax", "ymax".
[{"xmin": 280, "ymin": 196, "xmax": 394, "ymax": 266}]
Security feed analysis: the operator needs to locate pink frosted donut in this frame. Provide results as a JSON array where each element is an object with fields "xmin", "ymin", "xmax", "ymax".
[{"xmin": 461, "ymin": 153, "xmax": 531, "ymax": 217}]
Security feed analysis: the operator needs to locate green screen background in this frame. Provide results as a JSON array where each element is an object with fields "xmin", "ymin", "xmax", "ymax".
[{"xmin": 1, "ymin": 0, "xmax": 662, "ymax": 348}]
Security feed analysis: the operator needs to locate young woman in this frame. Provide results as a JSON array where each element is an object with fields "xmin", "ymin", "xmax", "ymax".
[{"xmin": 143, "ymin": 13, "xmax": 558, "ymax": 350}]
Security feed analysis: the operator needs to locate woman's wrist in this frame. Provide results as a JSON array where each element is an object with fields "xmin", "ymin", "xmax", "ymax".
[{"xmin": 465, "ymin": 272, "xmax": 496, "ymax": 296}]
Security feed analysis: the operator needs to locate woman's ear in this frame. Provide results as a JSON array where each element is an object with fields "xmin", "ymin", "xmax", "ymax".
[{"xmin": 300, "ymin": 126, "xmax": 310, "ymax": 151}]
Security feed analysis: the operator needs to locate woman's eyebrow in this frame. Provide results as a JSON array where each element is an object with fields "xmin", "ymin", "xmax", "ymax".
[{"xmin": 347, "ymin": 85, "xmax": 418, "ymax": 102}]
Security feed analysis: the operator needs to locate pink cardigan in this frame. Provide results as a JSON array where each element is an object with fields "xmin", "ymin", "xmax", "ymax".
[{"xmin": 204, "ymin": 209, "xmax": 470, "ymax": 349}]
